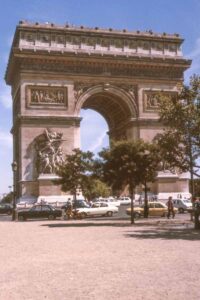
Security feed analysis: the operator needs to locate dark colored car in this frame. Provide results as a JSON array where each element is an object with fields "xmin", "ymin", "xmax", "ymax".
[
  {"xmin": 18, "ymin": 205, "xmax": 62, "ymax": 221},
  {"xmin": 0, "ymin": 203, "xmax": 13, "ymax": 215}
]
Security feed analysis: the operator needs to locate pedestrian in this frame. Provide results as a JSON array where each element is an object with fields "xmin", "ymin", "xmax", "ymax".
[
  {"xmin": 138, "ymin": 196, "xmax": 142, "ymax": 206},
  {"xmin": 166, "ymin": 196, "xmax": 175, "ymax": 219},
  {"xmin": 190, "ymin": 197, "xmax": 197, "ymax": 221},
  {"xmin": 65, "ymin": 201, "xmax": 72, "ymax": 219}
]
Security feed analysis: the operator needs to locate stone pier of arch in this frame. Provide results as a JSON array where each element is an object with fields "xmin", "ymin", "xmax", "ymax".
[{"xmin": 5, "ymin": 21, "xmax": 191, "ymax": 202}]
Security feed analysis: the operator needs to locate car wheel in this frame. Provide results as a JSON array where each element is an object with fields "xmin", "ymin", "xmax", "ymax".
[
  {"xmin": 7, "ymin": 210, "xmax": 12, "ymax": 215},
  {"xmin": 178, "ymin": 208, "xmax": 184, "ymax": 214},
  {"xmin": 106, "ymin": 211, "xmax": 113, "ymax": 217},
  {"xmin": 80, "ymin": 212, "xmax": 87, "ymax": 219},
  {"xmin": 134, "ymin": 212, "xmax": 141, "ymax": 219},
  {"xmin": 18, "ymin": 215, "xmax": 25, "ymax": 221},
  {"xmin": 162, "ymin": 212, "xmax": 166, "ymax": 217},
  {"xmin": 48, "ymin": 214, "xmax": 55, "ymax": 220}
]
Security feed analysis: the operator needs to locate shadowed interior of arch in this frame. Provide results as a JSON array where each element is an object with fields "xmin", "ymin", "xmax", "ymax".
[
  {"xmin": 81, "ymin": 92, "xmax": 133, "ymax": 130},
  {"xmin": 80, "ymin": 91, "xmax": 136, "ymax": 146}
]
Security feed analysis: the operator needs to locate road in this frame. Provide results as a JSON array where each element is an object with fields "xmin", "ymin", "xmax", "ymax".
[{"xmin": 0, "ymin": 205, "xmax": 191, "ymax": 222}]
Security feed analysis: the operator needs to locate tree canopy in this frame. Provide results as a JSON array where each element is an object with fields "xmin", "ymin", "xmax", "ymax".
[
  {"xmin": 55, "ymin": 148, "xmax": 94, "ymax": 201},
  {"xmin": 99, "ymin": 139, "xmax": 161, "ymax": 222},
  {"xmin": 99, "ymin": 140, "xmax": 160, "ymax": 190},
  {"xmin": 83, "ymin": 179, "xmax": 111, "ymax": 200},
  {"xmin": 156, "ymin": 74, "xmax": 200, "ymax": 195}
]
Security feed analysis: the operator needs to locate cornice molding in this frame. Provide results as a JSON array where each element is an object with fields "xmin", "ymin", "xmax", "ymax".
[
  {"xmin": 11, "ymin": 115, "xmax": 82, "ymax": 133},
  {"xmin": 5, "ymin": 52, "xmax": 190, "ymax": 85}
]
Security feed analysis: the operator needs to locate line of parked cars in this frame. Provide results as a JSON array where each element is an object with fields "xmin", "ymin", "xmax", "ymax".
[
  {"xmin": 14, "ymin": 200, "xmax": 119, "ymax": 221},
  {"xmin": 0, "ymin": 195, "xmax": 193, "ymax": 221}
]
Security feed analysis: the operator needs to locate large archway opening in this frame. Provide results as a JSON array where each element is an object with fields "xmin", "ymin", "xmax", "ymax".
[
  {"xmin": 80, "ymin": 109, "xmax": 109, "ymax": 155},
  {"xmin": 76, "ymin": 86, "xmax": 138, "ymax": 152}
]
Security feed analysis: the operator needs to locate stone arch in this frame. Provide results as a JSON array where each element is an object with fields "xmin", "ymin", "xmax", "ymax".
[{"xmin": 74, "ymin": 84, "xmax": 138, "ymax": 140}]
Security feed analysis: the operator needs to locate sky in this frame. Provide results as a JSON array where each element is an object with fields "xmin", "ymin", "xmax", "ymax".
[{"xmin": 0, "ymin": 0, "xmax": 200, "ymax": 195}]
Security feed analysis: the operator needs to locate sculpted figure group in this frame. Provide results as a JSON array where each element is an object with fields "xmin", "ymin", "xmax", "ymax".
[
  {"xmin": 35, "ymin": 128, "xmax": 65, "ymax": 174},
  {"xmin": 31, "ymin": 89, "xmax": 64, "ymax": 104}
]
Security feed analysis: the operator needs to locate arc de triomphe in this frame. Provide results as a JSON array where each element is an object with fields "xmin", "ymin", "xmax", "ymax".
[{"xmin": 5, "ymin": 21, "xmax": 191, "ymax": 202}]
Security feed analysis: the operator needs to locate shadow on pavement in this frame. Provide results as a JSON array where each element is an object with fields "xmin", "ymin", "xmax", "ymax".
[
  {"xmin": 125, "ymin": 227, "xmax": 200, "ymax": 241},
  {"xmin": 41, "ymin": 221, "xmax": 132, "ymax": 228}
]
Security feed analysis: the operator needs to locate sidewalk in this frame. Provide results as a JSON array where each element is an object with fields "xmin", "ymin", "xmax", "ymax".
[{"xmin": 0, "ymin": 216, "xmax": 199, "ymax": 300}]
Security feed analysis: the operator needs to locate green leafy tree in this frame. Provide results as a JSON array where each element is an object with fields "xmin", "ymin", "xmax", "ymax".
[
  {"xmin": 1, "ymin": 192, "xmax": 13, "ymax": 204},
  {"xmin": 83, "ymin": 179, "xmax": 111, "ymax": 200},
  {"xmin": 156, "ymin": 74, "xmax": 200, "ymax": 199},
  {"xmin": 54, "ymin": 149, "xmax": 94, "ymax": 207},
  {"xmin": 99, "ymin": 140, "xmax": 160, "ymax": 223}
]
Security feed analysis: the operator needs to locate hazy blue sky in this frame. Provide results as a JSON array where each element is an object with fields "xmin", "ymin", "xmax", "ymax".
[{"xmin": 0, "ymin": 0, "xmax": 200, "ymax": 195}]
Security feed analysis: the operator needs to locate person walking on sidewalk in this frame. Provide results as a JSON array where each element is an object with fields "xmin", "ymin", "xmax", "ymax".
[{"xmin": 166, "ymin": 196, "xmax": 175, "ymax": 219}]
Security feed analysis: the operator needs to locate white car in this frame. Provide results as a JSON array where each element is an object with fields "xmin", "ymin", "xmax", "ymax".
[
  {"xmin": 119, "ymin": 197, "xmax": 132, "ymax": 205},
  {"xmin": 75, "ymin": 202, "xmax": 118, "ymax": 218},
  {"xmin": 172, "ymin": 199, "xmax": 192, "ymax": 213},
  {"xmin": 98, "ymin": 198, "xmax": 121, "ymax": 207}
]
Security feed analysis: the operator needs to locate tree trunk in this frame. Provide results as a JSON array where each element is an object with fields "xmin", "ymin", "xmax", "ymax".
[
  {"xmin": 130, "ymin": 186, "xmax": 135, "ymax": 224},
  {"xmin": 144, "ymin": 181, "xmax": 149, "ymax": 218},
  {"xmin": 73, "ymin": 189, "xmax": 77, "ymax": 213},
  {"xmin": 194, "ymin": 211, "xmax": 200, "ymax": 230}
]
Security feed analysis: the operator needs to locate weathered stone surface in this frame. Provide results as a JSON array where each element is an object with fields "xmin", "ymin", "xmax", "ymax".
[{"xmin": 5, "ymin": 22, "xmax": 191, "ymax": 200}]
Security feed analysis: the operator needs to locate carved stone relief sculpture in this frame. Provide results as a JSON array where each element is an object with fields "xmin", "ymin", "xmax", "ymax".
[
  {"xmin": 35, "ymin": 128, "xmax": 65, "ymax": 175},
  {"xmin": 143, "ymin": 91, "xmax": 160, "ymax": 112},
  {"xmin": 26, "ymin": 86, "xmax": 67, "ymax": 107},
  {"xmin": 143, "ymin": 91, "xmax": 177, "ymax": 112},
  {"xmin": 74, "ymin": 82, "xmax": 137, "ymax": 101}
]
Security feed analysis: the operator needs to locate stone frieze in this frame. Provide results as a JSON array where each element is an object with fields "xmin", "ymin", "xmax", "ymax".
[
  {"xmin": 26, "ymin": 85, "xmax": 68, "ymax": 108},
  {"xmin": 21, "ymin": 60, "xmax": 183, "ymax": 80},
  {"xmin": 143, "ymin": 90, "xmax": 177, "ymax": 112}
]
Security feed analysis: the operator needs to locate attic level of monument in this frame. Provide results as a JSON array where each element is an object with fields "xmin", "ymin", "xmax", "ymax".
[{"xmin": 5, "ymin": 21, "xmax": 191, "ymax": 84}]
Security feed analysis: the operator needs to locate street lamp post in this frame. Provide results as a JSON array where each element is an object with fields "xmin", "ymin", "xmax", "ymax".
[{"xmin": 11, "ymin": 161, "xmax": 17, "ymax": 221}]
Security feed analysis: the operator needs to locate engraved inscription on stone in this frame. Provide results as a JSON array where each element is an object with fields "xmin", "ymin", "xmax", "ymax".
[{"xmin": 27, "ymin": 86, "xmax": 67, "ymax": 107}]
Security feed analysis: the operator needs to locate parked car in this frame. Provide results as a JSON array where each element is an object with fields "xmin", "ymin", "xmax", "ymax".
[
  {"xmin": 119, "ymin": 197, "xmax": 132, "ymax": 205},
  {"xmin": 97, "ymin": 198, "xmax": 121, "ymax": 207},
  {"xmin": 0, "ymin": 203, "xmax": 13, "ymax": 215},
  {"xmin": 18, "ymin": 205, "xmax": 62, "ymax": 221},
  {"xmin": 172, "ymin": 199, "xmax": 192, "ymax": 213},
  {"xmin": 126, "ymin": 201, "xmax": 177, "ymax": 218},
  {"xmin": 75, "ymin": 202, "xmax": 118, "ymax": 218}
]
